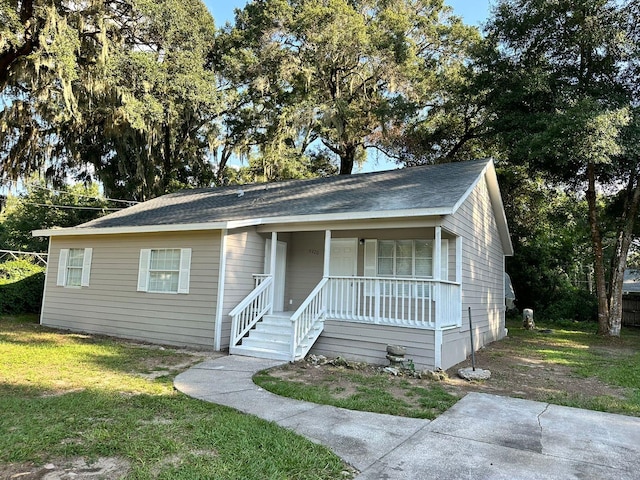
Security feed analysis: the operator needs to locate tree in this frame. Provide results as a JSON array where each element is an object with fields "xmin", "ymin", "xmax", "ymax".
[
  {"xmin": 1, "ymin": 0, "xmax": 220, "ymax": 200},
  {"xmin": 215, "ymin": 0, "xmax": 478, "ymax": 175},
  {"xmin": 482, "ymin": 0, "xmax": 640, "ymax": 335},
  {"xmin": 0, "ymin": 182, "xmax": 111, "ymax": 253},
  {"xmin": 498, "ymin": 165, "xmax": 597, "ymax": 320}
]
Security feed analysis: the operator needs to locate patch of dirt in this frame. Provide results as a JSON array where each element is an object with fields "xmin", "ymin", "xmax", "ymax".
[
  {"xmin": 265, "ymin": 330, "xmax": 629, "ymax": 412},
  {"xmin": 446, "ymin": 335, "xmax": 627, "ymax": 401},
  {"xmin": 0, "ymin": 457, "xmax": 130, "ymax": 480}
]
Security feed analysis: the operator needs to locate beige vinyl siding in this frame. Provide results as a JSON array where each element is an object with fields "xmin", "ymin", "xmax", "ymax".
[
  {"xmin": 441, "ymin": 176, "xmax": 506, "ymax": 368},
  {"xmin": 220, "ymin": 227, "xmax": 267, "ymax": 349},
  {"xmin": 311, "ymin": 320, "xmax": 436, "ymax": 369},
  {"xmin": 42, "ymin": 231, "xmax": 220, "ymax": 348}
]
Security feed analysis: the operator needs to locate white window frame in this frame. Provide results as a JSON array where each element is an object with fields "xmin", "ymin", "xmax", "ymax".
[
  {"xmin": 375, "ymin": 239, "xmax": 444, "ymax": 279},
  {"xmin": 57, "ymin": 248, "xmax": 92, "ymax": 288},
  {"xmin": 364, "ymin": 239, "xmax": 449, "ymax": 298},
  {"xmin": 137, "ymin": 248, "xmax": 191, "ymax": 294}
]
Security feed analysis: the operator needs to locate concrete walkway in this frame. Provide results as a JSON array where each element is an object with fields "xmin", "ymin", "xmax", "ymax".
[{"xmin": 174, "ymin": 355, "xmax": 640, "ymax": 479}]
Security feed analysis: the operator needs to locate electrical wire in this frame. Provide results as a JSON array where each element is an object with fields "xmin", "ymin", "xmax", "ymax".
[
  {"xmin": 33, "ymin": 186, "xmax": 140, "ymax": 205},
  {"xmin": 22, "ymin": 202, "xmax": 124, "ymax": 211}
]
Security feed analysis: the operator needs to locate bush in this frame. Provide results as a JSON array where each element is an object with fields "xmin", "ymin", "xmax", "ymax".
[
  {"xmin": 540, "ymin": 288, "xmax": 598, "ymax": 323},
  {"xmin": 0, "ymin": 259, "xmax": 46, "ymax": 314}
]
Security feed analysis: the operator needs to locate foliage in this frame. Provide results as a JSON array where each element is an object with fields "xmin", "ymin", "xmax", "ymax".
[
  {"xmin": 0, "ymin": 259, "xmax": 45, "ymax": 314},
  {"xmin": 481, "ymin": 0, "xmax": 640, "ymax": 335},
  {"xmin": 215, "ymin": 0, "xmax": 479, "ymax": 176},
  {"xmin": 498, "ymin": 165, "xmax": 597, "ymax": 320},
  {"xmin": 0, "ymin": 182, "xmax": 110, "ymax": 252},
  {"xmin": 0, "ymin": 317, "xmax": 347, "ymax": 478},
  {"xmin": 1, "ymin": 0, "xmax": 220, "ymax": 200}
]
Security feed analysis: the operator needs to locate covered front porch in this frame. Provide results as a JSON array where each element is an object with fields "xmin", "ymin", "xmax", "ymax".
[{"xmin": 228, "ymin": 226, "xmax": 463, "ymax": 367}]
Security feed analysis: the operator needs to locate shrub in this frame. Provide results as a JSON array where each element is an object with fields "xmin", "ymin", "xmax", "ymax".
[
  {"xmin": 0, "ymin": 259, "xmax": 46, "ymax": 314},
  {"xmin": 541, "ymin": 288, "xmax": 598, "ymax": 323}
]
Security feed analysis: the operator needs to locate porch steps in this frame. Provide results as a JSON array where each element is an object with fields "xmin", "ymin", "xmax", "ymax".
[{"xmin": 230, "ymin": 313, "xmax": 323, "ymax": 362}]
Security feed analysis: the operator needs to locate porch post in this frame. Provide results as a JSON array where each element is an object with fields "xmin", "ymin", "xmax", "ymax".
[
  {"xmin": 323, "ymin": 230, "xmax": 331, "ymax": 278},
  {"xmin": 434, "ymin": 227, "xmax": 442, "ymax": 327},
  {"xmin": 269, "ymin": 231, "xmax": 277, "ymax": 314},
  {"xmin": 456, "ymin": 236, "xmax": 463, "ymax": 327}
]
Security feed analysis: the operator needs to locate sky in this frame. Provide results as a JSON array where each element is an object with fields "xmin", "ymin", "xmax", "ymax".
[{"xmin": 205, "ymin": 0, "xmax": 494, "ymax": 28}]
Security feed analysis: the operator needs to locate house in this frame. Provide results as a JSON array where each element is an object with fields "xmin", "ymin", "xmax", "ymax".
[
  {"xmin": 623, "ymin": 269, "xmax": 640, "ymax": 326},
  {"xmin": 34, "ymin": 159, "xmax": 513, "ymax": 370}
]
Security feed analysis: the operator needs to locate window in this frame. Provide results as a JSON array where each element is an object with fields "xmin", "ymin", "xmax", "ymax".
[
  {"xmin": 137, "ymin": 248, "xmax": 191, "ymax": 294},
  {"xmin": 376, "ymin": 240, "xmax": 434, "ymax": 278},
  {"xmin": 57, "ymin": 248, "xmax": 92, "ymax": 287},
  {"xmin": 364, "ymin": 239, "xmax": 448, "ymax": 280}
]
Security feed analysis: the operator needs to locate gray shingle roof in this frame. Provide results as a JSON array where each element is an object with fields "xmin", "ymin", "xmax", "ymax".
[{"xmin": 77, "ymin": 159, "xmax": 490, "ymax": 229}]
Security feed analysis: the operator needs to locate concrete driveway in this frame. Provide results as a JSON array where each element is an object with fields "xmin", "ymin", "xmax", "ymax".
[{"xmin": 174, "ymin": 356, "xmax": 640, "ymax": 479}]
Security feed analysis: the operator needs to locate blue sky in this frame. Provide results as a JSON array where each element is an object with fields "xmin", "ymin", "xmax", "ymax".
[{"xmin": 205, "ymin": 0, "xmax": 494, "ymax": 28}]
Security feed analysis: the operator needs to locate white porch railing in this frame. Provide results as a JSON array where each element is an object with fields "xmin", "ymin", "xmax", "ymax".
[
  {"xmin": 325, "ymin": 276, "xmax": 461, "ymax": 329},
  {"xmin": 290, "ymin": 277, "xmax": 328, "ymax": 359},
  {"xmin": 229, "ymin": 275, "xmax": 274, "ymax": 348},
  {"xmin": 252, "ymin": 273, "xmax": 271, "ymax": 288}
]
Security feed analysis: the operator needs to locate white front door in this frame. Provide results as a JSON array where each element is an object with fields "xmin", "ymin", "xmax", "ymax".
[
  {"xmin": 265, "ymin": 240, "xmax": 287, "ymax": 312},
  {"xmin": 328, "ymin": 238, "xmax": 358, "ymax": 315}
]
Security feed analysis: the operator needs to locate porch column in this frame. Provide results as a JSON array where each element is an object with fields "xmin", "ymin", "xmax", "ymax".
[
  {"xmin": 434, "ymin": 227, "xmax": 442, "ymax": 327},
  {"xmin": 269, "ymin": 231, "xmax": 277, "ymax": 314},
  {"xmin": 434, "ymin": 227, "xmax": 442, "ymax": 282},
  {"xmin": 456, "ymin": 236, "xmax": 462, "ymax": 284},
  {"xmin": 323, "ymin": 230, "xmax": 332, "ymax": 278}
]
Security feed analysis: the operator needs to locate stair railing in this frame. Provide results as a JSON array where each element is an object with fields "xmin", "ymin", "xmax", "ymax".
[
  {"xmin": 229, "ymin": 276, "xmax": 274, "ymax": 348},
  {"xmin": 290, "ymin": 277, "xmax": 328, "ymax": 359}
]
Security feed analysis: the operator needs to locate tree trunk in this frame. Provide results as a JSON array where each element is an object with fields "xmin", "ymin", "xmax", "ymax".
[
  {"xmin": 607, "ymin": 174, "xmax": 640, "ymax": 335},
  {"xmin": 339, "ymin": 144, "xmax": 356, "ymax": 175},
  {"xmin": 586, "ymin": 163, "xmax": 610, "ymax": 335}
]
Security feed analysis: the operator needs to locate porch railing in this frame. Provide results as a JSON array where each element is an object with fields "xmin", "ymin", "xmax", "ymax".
[
  {"xmin": 324, "ymin": 276, "xmax": 461, "ymax": 329},
  {"xmin": 229, "ymin": 275, "xmax": 274, "ymax": 347},
  {"xmin": 290, "ymin": 277, "xmax": 328, "ymax": 359}
]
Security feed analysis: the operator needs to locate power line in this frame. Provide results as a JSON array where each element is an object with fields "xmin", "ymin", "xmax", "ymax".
[
  {"xmin": 23, "ymin": 202, "xmax": 124, "ymax": 211},
  {"xmin": 33, "ymin": 186, "xmax": 140, "ymax": 205}
]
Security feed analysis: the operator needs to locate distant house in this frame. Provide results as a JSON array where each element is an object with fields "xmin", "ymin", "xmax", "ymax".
[
  {"xmin": 623, "ymin": 269, "xmax": 640, "ymax": 326},
  {"xmin": 34, "ymin": 159, "xmax": 513, "ymax": 370}
]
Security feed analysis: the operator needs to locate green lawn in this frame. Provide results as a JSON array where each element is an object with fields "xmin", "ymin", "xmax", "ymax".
[
  {"xmin": 502, "ymin": 318, "xmax": 640, "ymax": 415},
  {"xmin": 254, "ymin": 364, "xmax": 458, "ymax": 419},
  {"xmin": 0, "ymin": 315, "xmax": 347, "ymax": 479}
]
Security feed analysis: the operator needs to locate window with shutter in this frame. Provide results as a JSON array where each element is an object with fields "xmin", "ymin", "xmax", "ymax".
[
  {"xmin": 138, "ymin": 248, "xmax": 191, "ymax": 294},
  {"xmin": 57, "ymin": 248, "xmax": 92, "ymax": 288}
]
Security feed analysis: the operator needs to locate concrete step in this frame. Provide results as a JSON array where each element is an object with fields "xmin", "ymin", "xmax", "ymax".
[
  {"xmin": 241, "ymin": 337, "xmax": 290, "ymax": 353},
  {"xmin": 249, "ymin": 330, "xmax": 291, "ymax": 343},
  {"xmin": 254, "ymin": 322, "xmax": 292, "ymax": 336},
  {"xmin": 230, "ymin": 344, "xmax": 291, "ymax": 361},
  {"xmin": 262, "ymin": 314, "xmax": 294, "ymax": 326}
]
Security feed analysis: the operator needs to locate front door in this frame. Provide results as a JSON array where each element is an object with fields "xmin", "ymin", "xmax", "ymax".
[
  {"xmin": 265, "ymin": 240, "xmax": 287, "ymax": 312},
  {"xmin": 328, "ymin": 238, "xmax": 358, "ymax": 315}
]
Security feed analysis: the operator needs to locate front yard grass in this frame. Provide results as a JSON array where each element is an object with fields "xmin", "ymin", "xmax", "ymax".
[
  {"xmin": 253, "ymin": 363, "xmax": 458, "ymax": 419},
  {"xmin": 0, "ymin": 315, "xmax": 348, "ymax": 479},
  {"xmin": 254, "ymin": 318, "xmax": 640, "ymax": 419}
]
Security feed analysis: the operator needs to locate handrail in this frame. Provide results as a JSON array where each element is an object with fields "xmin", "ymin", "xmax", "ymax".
[
  {"xmin": 229, "ymin": 276, "xmax": 274, "ymax": 347},
  {"xmin": 290, "ymin": 277, "xmax": 328, "ymax": 359}
]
